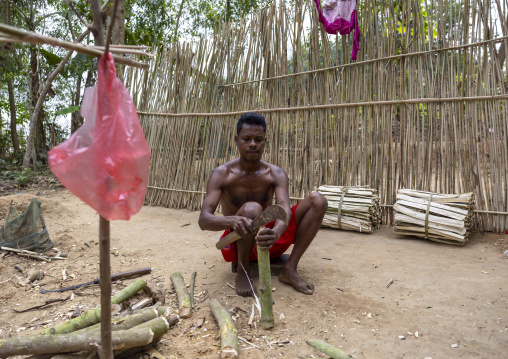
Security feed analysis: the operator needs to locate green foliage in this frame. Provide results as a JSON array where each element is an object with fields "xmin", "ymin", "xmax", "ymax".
[
  {"xmin": 188, "ymin": 0, "xmax": 272, "ymax": 36},
  {"xmin": 125, "ymin": 0, "xmax": 176, "ymax": 47},
  {"xmin": 55, "ymin": 105, "xmax": 81, "ymax": 116},
  {"xmin": 39, "ymin": 48, "xmax": 63, "ymax": 66},
  {"xmin": 14, "ymin": 168, "xmax": 34, "ymax": 187}
]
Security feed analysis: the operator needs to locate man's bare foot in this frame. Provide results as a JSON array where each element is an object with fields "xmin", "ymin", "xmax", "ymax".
[
  {"xmin": 236, "ymin": 270, "xmax": 257, "ymax": 297},
  {"xmin": 279, "ymin": 267, "xmax": 314, "ymax": 295}
]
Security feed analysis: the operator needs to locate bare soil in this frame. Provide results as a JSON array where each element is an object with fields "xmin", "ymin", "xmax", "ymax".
[{"xmin": 0, "ymin": 188, "xmax": 507, "ymax": 359}]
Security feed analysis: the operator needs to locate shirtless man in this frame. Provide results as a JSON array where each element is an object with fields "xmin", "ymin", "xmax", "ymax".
[{"xmin": 198, "ymin": 112, "xmax": 327, "ymax": 297}]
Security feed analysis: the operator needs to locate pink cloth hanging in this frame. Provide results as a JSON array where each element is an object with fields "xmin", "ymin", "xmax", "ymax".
[{"xmin": 313, "ymin": 0, "xmax": 361, "ymax": 61}]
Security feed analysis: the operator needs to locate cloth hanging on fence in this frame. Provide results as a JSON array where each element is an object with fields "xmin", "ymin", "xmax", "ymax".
[{"xmin": 313, "ymin": 0, "xmax": 361, "ymax": 61}]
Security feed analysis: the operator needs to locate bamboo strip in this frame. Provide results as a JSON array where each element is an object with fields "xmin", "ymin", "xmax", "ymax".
[
  {"xmin": 220, "ymin": 35, "xmax": 508, "ymax": 88},
  {"xmin": 137, "ymin": 94, "xmax": 508, "ymax": 117},
  {"xmin": 0, "ymin": 24, "xmax": 150, "ymax": 69}
]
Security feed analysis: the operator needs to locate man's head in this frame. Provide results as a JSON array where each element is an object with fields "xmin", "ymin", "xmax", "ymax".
[
  {"xmin": 236, "ymin": 112, "xmax": 266, "ymax": 135},
  {"xmin": 235, "ymin": 113, "xmax": 267, "ymax": 163}
]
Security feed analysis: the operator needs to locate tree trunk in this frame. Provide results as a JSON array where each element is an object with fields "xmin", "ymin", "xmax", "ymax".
[
  {"xmin": 22, "ymin": 28, "xmax": 91, "ymax": 169},
  {"xmin": 111, "ymin": 0, "xmax": 125, "ymax": 81},
  {"xmin": 226, "ymin": 0, "xmax": 231, "ymax": 23},
  {"xmin": 173, "ymin": 0, "xmax": 186, "ymax": 42},
  {"xmin": 6, "ymin": 76, "xmax": 20, "ymax": 153},
  {"xmin": 70, "ymin": 74, "xmax": 83, "ymax": 133},
  {"xmin": 27, "ymin": 44, "xmax": 41, "ymax": 169},
  {"xmin": 0, "ymin": 327, "xmax": 154, "ymax": 357}
]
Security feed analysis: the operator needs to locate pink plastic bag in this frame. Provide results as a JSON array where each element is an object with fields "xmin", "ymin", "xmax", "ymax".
[{"xmin": 49, "ymin": 54, "xmax": 150, "ymax": 220}]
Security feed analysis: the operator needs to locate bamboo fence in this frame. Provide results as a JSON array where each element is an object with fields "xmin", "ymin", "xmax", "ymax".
[{"xmin": 125, "ymin": 0, "xmax": 508, "ymax": 232}]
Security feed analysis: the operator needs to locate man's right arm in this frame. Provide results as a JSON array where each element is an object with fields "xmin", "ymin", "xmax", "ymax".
[{"xmin": 198, "ymin": 168, "xmax": 254, "ymax": 236}]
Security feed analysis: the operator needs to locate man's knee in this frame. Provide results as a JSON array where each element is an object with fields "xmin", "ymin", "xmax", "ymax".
[
  {"xmin": 237, "ymin": 201, "xmax": 263, "ymax": 219},
  {"xmin": 308, "ymin": 192, "xmax": 328, "ymax": 215}
]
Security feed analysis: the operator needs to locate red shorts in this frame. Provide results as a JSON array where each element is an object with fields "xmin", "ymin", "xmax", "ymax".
[{"xmin": 220, "ymin": 204, "xmax": 299, "ymax": 263}]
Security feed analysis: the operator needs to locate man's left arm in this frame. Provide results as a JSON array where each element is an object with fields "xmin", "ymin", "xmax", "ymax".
[{"xmin": 256, "ymin": 167, "xmax": 291, "ymax": 250}]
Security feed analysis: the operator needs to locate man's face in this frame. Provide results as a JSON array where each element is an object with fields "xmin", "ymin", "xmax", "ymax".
[{"xmin": 235, "ymin": 124, "xmax": 266, "ymax": 162}]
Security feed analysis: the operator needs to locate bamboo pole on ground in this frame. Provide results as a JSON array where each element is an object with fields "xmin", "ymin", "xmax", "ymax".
[
  {"xmin": 40, "ymin": 279, "xmax": 147, "ymax": 335},
  {"xmin": 307, "ymin": 339, "xmax": 354, "ymax": 359},
  {"xmin": 209, "ymin": 299, "xmax": 238, "ymax": 359},
  {"xmin": 170, "ymin": 273, "xmax": 192, "ymax": 318},
  {"xmin": 0, "ymin": 327, "xmax": 154, "ymax": 357}
]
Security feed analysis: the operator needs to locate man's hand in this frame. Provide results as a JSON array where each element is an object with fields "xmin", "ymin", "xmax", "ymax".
[
  {"xmin": 255, "ymin": 227, "xmax": 280, "ymax": 250},
  {"xmin": 231, "ymin": 216, "xmax": 254, "ymax": 237}
]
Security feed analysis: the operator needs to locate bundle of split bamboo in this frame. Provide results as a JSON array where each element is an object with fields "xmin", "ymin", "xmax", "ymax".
[
  {"xmin": 318, "ymin": 186, "xmax": 381, "ymax": 233},
  {"xmin": 393, "ymin": 189, "xmax": 475, "ymax": 245}
]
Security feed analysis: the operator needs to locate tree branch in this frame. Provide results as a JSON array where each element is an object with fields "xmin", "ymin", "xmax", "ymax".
[
  {"xmin": 104, "ymin": 0, "xmax": 120, "ymax": 54},
  {"xmin": 7, "ymin": 1, "xmax": 30, "ymax": 25},
  {"xmin": 68, "ymin": 1, "xmax": 91, "ymax": 29}
]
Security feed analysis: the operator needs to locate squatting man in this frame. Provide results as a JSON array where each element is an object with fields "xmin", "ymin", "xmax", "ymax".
[{"xmin": 199, "ymin": 112, "xmax": 327, "ymax": 297}]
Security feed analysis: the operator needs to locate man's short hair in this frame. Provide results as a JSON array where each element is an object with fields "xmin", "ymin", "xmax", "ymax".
[{"xmin": 236, "ymin": 112, "xmax": 266, "ymax": 135}]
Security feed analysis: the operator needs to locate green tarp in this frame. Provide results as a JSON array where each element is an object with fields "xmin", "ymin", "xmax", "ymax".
[{"xmin": 0, "ymin": 198, "xmax": 53, "ymax": 252}]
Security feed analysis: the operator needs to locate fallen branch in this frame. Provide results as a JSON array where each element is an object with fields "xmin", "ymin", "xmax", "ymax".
[
  {"xmin": 0, "ymin": 327, "xmax": 154, "ymax": 357},
  {"xmin": 190, "ymin": 271, "xmax": 197, "ymax": 308},
  {"xmin": 170, "ymin": 273, "xmax": 191, "ymax": 318},
  {"xmin": 13, "ymin": 297, "xmax": 70, "ymax": 313},
  {"xmin": 40, "ymin": 279, "xmax": 147, "ymax": 335},
  {"xmin": 306, "ymin": 339, "xmax": 354, "ymax": 359},
  {"xmin": 257, "ymin": 245, "xmax": 274, "ymax": 329},
  {"xmin": 0, "ymin": 247, "xmax": 53, "ymax": 261},
  {"xmin": 40, "ymin": 268, "xmax": 152, "ymax": 294},
  {"xmin": 210, "ymin": 298, "xmax": 238, "ymax": 359},
  {"xmin": 238, "ymin": 335, "xmax": 262, "ymax": 350}
]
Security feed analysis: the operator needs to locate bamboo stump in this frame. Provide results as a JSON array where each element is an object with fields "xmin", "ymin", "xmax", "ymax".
[
  {"xmin": 210, "ymin": 299, "xmax": 238, "ymax": 359},
  {"xmin": 170, "ymin": 273, "xmax": 191, "ymax": 318},
  {"xmin": 257, "ymin": 245, "xmax": 274, "ymax": 329}
]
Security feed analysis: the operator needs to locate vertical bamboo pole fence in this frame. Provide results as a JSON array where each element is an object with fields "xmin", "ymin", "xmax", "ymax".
[{"xmin": 124, "ymin": 0, "xmax": 508, "ymax": 232}]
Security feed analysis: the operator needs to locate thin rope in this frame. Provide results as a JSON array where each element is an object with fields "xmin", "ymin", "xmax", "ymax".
[
  {"xmin": 146, "ymin": 187, "xmax": 508, "ymax": 215},
  {"xmin": 137, "ymin": 94, "xmax": 508, "ymax": 118},
  {"xmin": 219, "ymin": 36, "xmax": 508, "ymax": 88},
  {"xmin": 424, "ymin": 193, "xmax": 435, "ymax": 239},
  {"xmin": 337, "ymin": 187, "xmax": 350, "ymax": 230}
]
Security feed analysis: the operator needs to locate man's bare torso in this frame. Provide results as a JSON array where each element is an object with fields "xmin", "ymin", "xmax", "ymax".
[{"xmin": 217, "ymin": 159, "xmax": 283, "ymax": 216}]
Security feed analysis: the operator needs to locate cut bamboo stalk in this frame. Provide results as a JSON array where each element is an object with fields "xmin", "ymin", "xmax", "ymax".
[
  {"xmin": 190, "ymin": 271, "xmax": 197, "ymax": 308},
  {"xmin": 40, "ymin": 279, "xmax": 147, "ymax": 335},
  {"xmin": 170, "ymin": 273, "xmax": 191, "ymax": 318},
  {"xmin": 209, "ymin": 299, "xmax": 238, "ymax": 359},
  {"xmin": 73, "ymin": 308, "xmax": 160, "ymax": 334},
  {"xmin": 306, "ymin": 339, "xmax": 354, "ymax": 359},
  {"xmin": 0, "ymin": 327, "xmax": 154, "ymax": 357},
  {"xmin": 257, "ymin": 244, "xmax": 274, "ymax": 330}
]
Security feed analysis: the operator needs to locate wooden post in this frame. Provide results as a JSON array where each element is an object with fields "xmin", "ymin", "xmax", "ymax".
[{"xmin": 99, "ymin": 216, "xmax": 112, "ymax": 359}]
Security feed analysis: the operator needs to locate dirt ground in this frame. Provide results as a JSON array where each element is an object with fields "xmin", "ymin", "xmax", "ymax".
[{"xmin": 0, "ymin": 187, "xmax": 507, "ymax": 359}]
